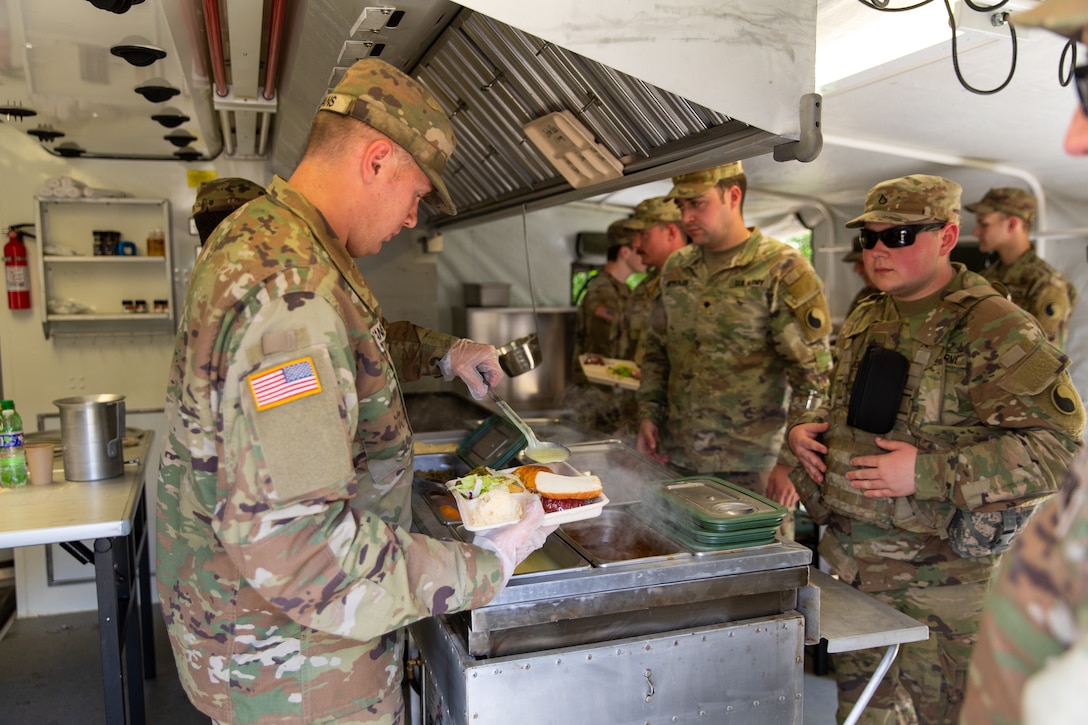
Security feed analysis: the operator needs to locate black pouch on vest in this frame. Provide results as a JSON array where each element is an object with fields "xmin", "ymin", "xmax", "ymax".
[
  {"xmin": 948, "ymin": 508, "xmax": 1034, "ymax": 558},
  {"xmin": 847, "ymin": 344, "xmax": 910, "ymax": 434}
]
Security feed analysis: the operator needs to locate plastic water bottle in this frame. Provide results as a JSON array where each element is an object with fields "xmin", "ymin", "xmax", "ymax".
[{"xmin": 0, "ymin": 399, "xmax": 28, "ymax": 487}]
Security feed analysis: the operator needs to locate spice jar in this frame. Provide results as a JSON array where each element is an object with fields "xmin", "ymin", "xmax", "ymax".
[
  {"xmin": 146, "ymin": 229, "xmax": 165, "ymax": 257},
  {"xmin": 133, "ymin": 299, "xmax": 148, "ymax": 313},
  {"xmin": 121, "ymin": 299, "xmax": 134, "ymax": 313},
  {"xmin": 153, "ymin": 299, "xmax": 169, "ymax": 314}
]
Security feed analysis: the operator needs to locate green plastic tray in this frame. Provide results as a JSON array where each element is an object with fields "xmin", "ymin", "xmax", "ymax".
[
  {"xmin": 656, "ymin": 476, "xmax": 787, "ymax": 533},
  {"xmin": 657, "ymin": 517, "xmax": 780, "ymax": 551}
]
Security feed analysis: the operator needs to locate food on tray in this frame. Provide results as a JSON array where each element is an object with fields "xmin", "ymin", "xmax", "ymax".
[
  {"xmin": 607, "ymin": 363, "xmax": 640, "ymax": 380},
  {"xmin": 446, "ymin": 468, "xmax": 529, "ymax": 527},
  {"xmin": 583, "ymin": 354, "xmax": 606, "ymax": 365},
  {"xmin": 513, "ymin": 465, "xmax": 603, "ymax": 514}
]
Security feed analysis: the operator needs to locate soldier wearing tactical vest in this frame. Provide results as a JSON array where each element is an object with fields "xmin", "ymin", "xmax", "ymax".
[
  {"xmin": 963, "ymin": 2, "xmax": 1088, "ymax": 722},
  {"xmin": 967, "ymin": 186, "xmax": 1077, "ymax": 349},
  {"xmin": 638, "ymin": 161, "xmax": 833, "ymax": 515},
  {"xmin": 788, "ymin": 174, "xmax": 1084, "ymax": 724}
]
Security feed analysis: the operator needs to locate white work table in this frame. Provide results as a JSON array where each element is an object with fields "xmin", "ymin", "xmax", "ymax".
[{"xmin": 0, "ymin": 430, "xmax": 156, "ymax": 725}]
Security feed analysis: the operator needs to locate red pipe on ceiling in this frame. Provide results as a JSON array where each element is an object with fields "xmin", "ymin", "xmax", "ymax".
[
  {"xmin": 263, "ymin": 0, "xmax": 286, "ymax": 101},
  {"xmin": 202, "ymin": 0, "xmax": 229, "ymax": 98}
]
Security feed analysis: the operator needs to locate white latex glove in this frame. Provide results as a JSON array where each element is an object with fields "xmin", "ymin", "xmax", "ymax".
[
  {"xmin": 438, "ymin": 338, "xmax": 504, "ymax": 400},
  {"xmin": 472, "ymin": 497, "xmax": 557, "ymax": 589}
]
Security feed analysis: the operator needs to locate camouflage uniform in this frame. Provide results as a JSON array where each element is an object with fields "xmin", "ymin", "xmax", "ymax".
[
  {"xmin": 966, "ymin": 188, "xmax": 1077, "ymax": 349},
  {"xmin": 156, "ymin": 60, "xmax": 504, "ymax": 725},
  {"xmin": 961, "ymin": 450, "xmax": 1088, "ymax": 724},
  {"xmin": 622, "ymin": 196, "xmax": 685, "ymax": 365},
  {"xmin": 571, "ymin": 267, "xmax": 632, "ymax": 432},
  {"xmin": 637, "ymin": 164, "xmax": 833, "ymax": 478},
  {"xmin": 191, "ymin": 177, "xmax": 266, "ymax": 245},
  {"xmin": 792, "ymin": 175, "xmax": 1085, "ymax": 725}
]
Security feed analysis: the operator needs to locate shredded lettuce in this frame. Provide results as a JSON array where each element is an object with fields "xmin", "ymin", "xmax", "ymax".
[{"xmin": 446, "ymin": 468, "xmax": 524, "ymax": 500}]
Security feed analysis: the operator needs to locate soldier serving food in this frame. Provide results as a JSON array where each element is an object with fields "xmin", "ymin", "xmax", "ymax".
[
  {"xmin": 155, "ymin": 58, "xmax": 555, "ymax": 724},
  {"xmin": 788, "ymin": 173, "xmax": 1084, "ymax": 724}
]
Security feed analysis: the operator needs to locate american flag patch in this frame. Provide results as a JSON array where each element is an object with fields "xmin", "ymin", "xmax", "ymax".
[{"xmin": 249, "ymin": 357, "xmax": 322, "ymax": 411}]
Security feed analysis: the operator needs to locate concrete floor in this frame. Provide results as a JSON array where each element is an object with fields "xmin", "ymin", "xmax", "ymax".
[{"xmin": 0, "ymin": 604, "xmax": 839, "ymax": 725}]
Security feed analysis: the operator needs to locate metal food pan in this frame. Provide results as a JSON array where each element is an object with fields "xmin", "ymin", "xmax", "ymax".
[
  {"xmin": 449, "ymin": 525, "xmax": 590, "ymax": 579},
  {"xmin": 558, "ymin": 507, "xmax": 690, "ymax": 567},
  {"xmin": 413, "ymin": 453, "xmax": 471, "ymax": 484},
  {"xmin": 558, "ymin": 439, "xmax": 678, "ymax": 506}
]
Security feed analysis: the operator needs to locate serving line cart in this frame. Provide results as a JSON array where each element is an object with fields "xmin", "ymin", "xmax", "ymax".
[
  {"xmin": 0, "ymin": 431, "xmax": 155, "ymax": 725},
  {"xmin": 408, "ymin": 437, "xmax": 929, "ymax": 724}
]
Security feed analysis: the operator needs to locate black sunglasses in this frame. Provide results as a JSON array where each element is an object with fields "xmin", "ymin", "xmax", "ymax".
[
  {"xmin": 858, "ymin": 223, "xmax": 946, "ymax": 250},
  {"xmin": 1076, "ymin": 65, "xmax": 1088, "ymax": 117}
]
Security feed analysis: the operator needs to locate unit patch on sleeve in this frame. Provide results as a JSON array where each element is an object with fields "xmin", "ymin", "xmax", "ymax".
[{"xmin": 248, "ymin": 357, "xmax": 322, "ymax": 411}]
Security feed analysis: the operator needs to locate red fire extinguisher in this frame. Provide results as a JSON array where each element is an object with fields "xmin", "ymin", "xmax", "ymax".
[{"xmin": 4, "ymin": 224, "xmax": 34, "ymax": 310}]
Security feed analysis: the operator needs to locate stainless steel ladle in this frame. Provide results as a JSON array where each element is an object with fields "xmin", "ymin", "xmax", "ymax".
[{"xmin": 486, "ymin": 386, "xmax": 570, "ymax": 463}]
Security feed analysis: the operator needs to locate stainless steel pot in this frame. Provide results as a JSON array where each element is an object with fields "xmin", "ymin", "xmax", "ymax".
[
  {"xmin": 496, "ymin": 333, "xmax": 541, "ymax": 377},
  {"xmin": 53, "ymin": 394, "xmax": 126, "ymax": 481}
]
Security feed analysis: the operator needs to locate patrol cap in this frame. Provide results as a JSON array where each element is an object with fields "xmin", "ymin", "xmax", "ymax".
[
  {"xmin": 965, "ymin": 187, "xmax": 1037, "ymax": 224},
  {"xmin": 845, "ymin": 174, "xmax": 962, "ymax": 228},
  {"xmin": 843, "ymin": 237, "xmax": 863, "ymax": 262},
  {"xmin": 621, "ymin": 196, "xmax": 682, "ymax": 231},
  {"xmin": 667, "ymin": 161, "xmax": 744, "ymax": 199},
  {"xmin": 192, "ymin": 177, "xmax": 265, "ymax": 216},
  {"xmin": 1011, "ymin": 0, "xmax": 1088, "ymax": 39},
  {"xmin": 607, "ymin": 217, "xmax": 636, "ymax": 245},
  {"xmin": 319, "ymin": 58, "xmax": 457, "ymax": 215}
]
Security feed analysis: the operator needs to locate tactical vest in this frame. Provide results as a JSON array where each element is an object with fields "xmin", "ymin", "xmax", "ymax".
[{"xmin": 820, "ymin": 283, "xmax": 1003, "ymax": 535}]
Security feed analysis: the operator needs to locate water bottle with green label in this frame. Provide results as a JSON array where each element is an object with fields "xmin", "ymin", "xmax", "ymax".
[{"xmin": 0, "ymin": 399, "xmax": 28, "ymax": 487}]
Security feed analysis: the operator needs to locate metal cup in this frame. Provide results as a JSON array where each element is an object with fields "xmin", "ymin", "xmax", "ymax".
[{"xmin": 496, "ymin": 333, "xmax": 542, "ymax": 377}]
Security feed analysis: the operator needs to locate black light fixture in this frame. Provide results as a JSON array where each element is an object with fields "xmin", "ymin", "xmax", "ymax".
[
  {"xmin": 150, "ymin": 106, "xmax": 189, "ymax": 128},
  {"xmin": 27, "ymin": 125, "xmax": 65, "ymax": 142},
  {"xmin": 87, "ymin": 0, "xmax": 145, "ymax": 14},
  {"xmin": 164, "ymin": 129, "xmax": 197, "ymax": 148},
  {"xmin": 173, "ymin": 148, "xmax": 203, "ymax": 161},
  {"xmin": 134, "ymin": 78, "xmax": 180, "ymax": 103},
  {"xmin": 111, "ymin": 35, "xmax": 166, "ymax": 67},
  {"xmin": 56, "ymin": 142, "xmax": 86, "ymax": 158},
  {"xmin": 0, "ymin": 103, "xmax": 37, "ymax": 120}
]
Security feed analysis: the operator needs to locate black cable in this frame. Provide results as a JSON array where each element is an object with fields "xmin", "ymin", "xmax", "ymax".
[
  {"xmin": 943, "ymin": 0, "xmax": 1018, "ymax": 95},
  {"xmin": 855, "ymin": 0, "xmax": 935, "ymax": 11},
  {"xmin": 1059, "ymin": 40, "xmax": 1078, "ymax": 87}
]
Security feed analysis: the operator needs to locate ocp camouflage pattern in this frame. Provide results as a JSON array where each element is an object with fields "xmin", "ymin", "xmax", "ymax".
[
  {"xmin": 794, "ymin": 265, "xmax": 1083, "ymax": 722},
  {"xmin": 192, "ymin": 177, "xmax": 266, "ymax": 216},
  {"xmin": 156, "ymin": 176, "xmax": 503, "ymax": 724},
  {"xmin": 637, "ymin": 227, "xmax": 833, "ymax": 473},
  {"xmin": 982, "ymin": 246, "xmax": 1077, "ymax": 349},
  {"xmin": 845, "ymin": 173, "xmax": 962, "ymax": 228}
]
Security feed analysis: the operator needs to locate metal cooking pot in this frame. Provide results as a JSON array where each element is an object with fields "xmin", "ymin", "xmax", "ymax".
[
  {"xmin": 496, "ymin": 333, "xmax": 542, "ymax": 377},
  {"xmin": 53, "ymin": 394, "xmax": 126, "ymax": 481}
]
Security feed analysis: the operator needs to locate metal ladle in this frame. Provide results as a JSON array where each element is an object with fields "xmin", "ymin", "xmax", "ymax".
[{"xmin": 486, "ymin": 386, "xmax": 570, "ymax": 463}]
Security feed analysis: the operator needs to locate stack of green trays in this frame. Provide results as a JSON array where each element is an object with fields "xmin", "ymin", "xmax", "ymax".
[
  {"xmin": 455, "ymin": 414, "xmax": 527, "ymax": 470},
  {"xmin": 653, "ymin": 476, "xmax": 787, "ymax": 552}
]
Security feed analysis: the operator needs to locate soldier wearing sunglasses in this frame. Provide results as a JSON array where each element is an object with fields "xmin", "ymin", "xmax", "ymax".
[
  {"xmin": 787, "ymin": 174, "xmax": 1084, "ymax": 724},
  {"xmin": 963, "ymin": 2, "xmax": 1088, "ymax": 723}
]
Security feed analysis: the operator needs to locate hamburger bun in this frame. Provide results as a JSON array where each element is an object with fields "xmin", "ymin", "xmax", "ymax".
[
  {"xmin": 533, "ymin": 472, "xmax": 602, "ymax": 501},
  {"xmin": 511, "ymin": 464, "xmax": 552, "ymax": 489}
]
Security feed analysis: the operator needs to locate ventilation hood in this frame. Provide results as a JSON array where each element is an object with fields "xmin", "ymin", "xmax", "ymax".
[{"xmin": 268, "ymin": 0, "xmax": 820, "ymax": 228}]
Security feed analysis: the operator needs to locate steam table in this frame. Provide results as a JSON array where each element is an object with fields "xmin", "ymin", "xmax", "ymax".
[{"xmin": 0, "ymin": 431, "xmax": 155, "ymax": 725}]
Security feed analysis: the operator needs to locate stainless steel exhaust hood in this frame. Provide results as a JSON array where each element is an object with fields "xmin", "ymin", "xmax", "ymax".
[{"xmin": 270, "ymin": 1, "xmax": 819, "ymax": 228}]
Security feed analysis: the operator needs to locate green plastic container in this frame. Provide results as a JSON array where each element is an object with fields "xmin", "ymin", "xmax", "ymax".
[
  {"xmin": 455, "ymin": 414, "xmax": 527, "ymax": 469},
  {"xmin": 656, "ymin": 476, "xmax": 787, "ymax": 533}
]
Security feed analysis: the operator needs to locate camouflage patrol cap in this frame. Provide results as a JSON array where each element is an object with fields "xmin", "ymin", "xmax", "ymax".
[
  {"xmin": 607, "ymin": 218, "xmax": 636, "ymax": 246},
  {"xmin": 845, "ymin": 174, "xmax": 962, "ymax": 228},
  {"xmin": 621, "ymin": 196, "xmax": 682, "ymax": 230},
  {"xmin": 320, "ymin": 58, "xmax": 457, "ymax": 215},
  {"xmin": 667, "ymin": 161, "xmax": 744, "ymax": 199},
  {"xmin": 843, "ymin": 237, "xmax": 863, "ymax": 262},
  {"xmin": 192, "ymin": 177, "xmax": 265, "ymax": 216},
  {"xmin": 1011, "ymin": 0, "xmax": 1088, "ymax": 40},
  {"xmin": 965, "ymin": 187, "xmax": 1037, "ymax": 224}
]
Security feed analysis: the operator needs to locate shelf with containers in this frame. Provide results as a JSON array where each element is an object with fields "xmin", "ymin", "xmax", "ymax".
[{"xmin": 33, "ymin": 197, "xmax": 175, "ymax": 339}]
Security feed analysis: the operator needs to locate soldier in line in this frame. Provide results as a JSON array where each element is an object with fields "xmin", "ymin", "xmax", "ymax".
[
  {"xmin": 622, "ymin": 195, "xmax": 688, "ymax": 365},
  {"xmin": 788, "ymin": 174, "xmax": 1084, "ymax": 724},
  {"xmin": 842, "ymin": 236, "xmax": 879, "ymax": 317},
  {"xmin": 156, "ymin": 58, "xmax": 555, "ymax": 724},
  {"xmin": 967, "ymin": 186, "xmax": 1078, "ymax": 349},
  {"xmin": 191, "ymin": 177, "xmax": 266, "ymax": 246},
  {"xmin": 637, "ymin": 161, "xmax": 833, "ymax": 514},
  {"xmin": 570, "ymin": 219, "xmax": 646, "ymax": 434},
  {"xmin": 962, "ymin": 2, "xmax": 1088, "ymax": 722}
]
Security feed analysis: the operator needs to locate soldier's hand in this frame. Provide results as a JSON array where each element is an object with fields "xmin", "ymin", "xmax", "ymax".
[
  {"xmin": 637, "ymin": 420, "xmax": 668, "ymax": 464},
  {"xmin": 846, "ymin": 437, "xmax": 918, "ymax": 498},
  {"xmin": 788, "ymin": 422, "xmax": 828, "ymax": 483},
  {"xmin": 767, "ymin": 464, "xmax": 800, "ymax": 508}
]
